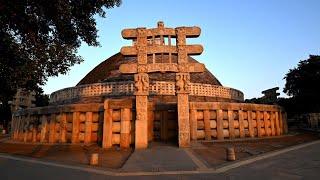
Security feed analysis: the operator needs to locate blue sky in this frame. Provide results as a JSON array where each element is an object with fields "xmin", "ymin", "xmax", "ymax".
[{"xmin": 42, "ymin": 0, "xmax": 320, "ymax": 99}]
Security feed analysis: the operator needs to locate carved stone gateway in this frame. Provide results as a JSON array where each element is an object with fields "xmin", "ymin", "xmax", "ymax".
[
  {"xmin": 120, "ymin": 21, "xmax": 205, "ymax": 148},
  {"xmin": 10, "ymin": 22, "xmax": 289, "ymax": 148}
]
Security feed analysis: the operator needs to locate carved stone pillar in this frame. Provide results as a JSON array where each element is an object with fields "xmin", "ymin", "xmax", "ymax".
[
  {"xmin": 176, "ymin": 73, "xmax": 190, "ymax": 147},
  {"xmin": 134, "ymin": 73, "xmax": 149, "ymax": 149}
]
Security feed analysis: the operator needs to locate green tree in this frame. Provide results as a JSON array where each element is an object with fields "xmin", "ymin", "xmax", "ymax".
[
  {"xmin": 0, "ymin": 0, "xmax": 121, "ymax": 127},
  {"xmin": 283, "ymin": 55, "xmax": 320, "ymax": 112},
  {"xmin": 0, "ymin": 0, "xmax": 121, "ymax": 100}
]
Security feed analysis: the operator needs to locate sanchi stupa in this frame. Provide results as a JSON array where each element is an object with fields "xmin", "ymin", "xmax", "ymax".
[{"xmin": 10, "ymin": 22, "xmax": 288, "ymax": 149}]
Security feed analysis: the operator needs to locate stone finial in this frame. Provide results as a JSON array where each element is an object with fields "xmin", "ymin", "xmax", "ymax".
[{"xmin": 157, "ymin": 21, "xmax": 164, "ymax": 28}]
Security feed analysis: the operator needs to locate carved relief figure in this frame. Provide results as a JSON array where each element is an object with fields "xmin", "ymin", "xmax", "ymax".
[
  {"xmin": 134, "ymin": 73, "xmax": 149, "ymax": 94},
  {"xmin": 176, "ymin": 73, "xmax": 190, "ymax": 93}
]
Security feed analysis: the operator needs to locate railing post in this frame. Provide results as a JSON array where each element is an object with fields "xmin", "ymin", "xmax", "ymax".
[
  {"xmin": 102, "ymin": 100, "xmax": 113, "ymax": 148},
  {"xmin": 72, "ymin": 112, "xmax": 80, "ymax": 143},
  {"xmin": 120, "ymin": 108, "xmax": 131, "ymax": 148},
  {"xmin": 60, "ymin": 113, "xmax": 67, "ymax": 143},
  {"xmin": 84, "ymin": 112, "xmax": 93, "ymax": 144},
  {"xmin": 190, "ymin": 109, "xmax": 198, "ymax": 140},
  {"xmin": 203, "ymin": 110, "xmax": 211, "ymax": 140},
  {"xmin": 228, "ymin": 110, "xmax": 235, "ymax": 139},
  {"xmin": 238, "ymin": 110, "xmax": 245, "ymax": 138},
  {"xmin": 248, "ymin": 111, "xmax": 254, "ymax": 138},
  {"xmin": 217, "ymin": 109, "xmax": 224, "ymax": 140}
]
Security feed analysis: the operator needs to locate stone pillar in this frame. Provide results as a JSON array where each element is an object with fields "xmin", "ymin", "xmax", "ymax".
[
  {"xmin": 270, "ymin": 112, "xmax": 276, "ymax": 136},
  {"xmin": 133, "ymin": 73, "xmax": 149, "ymax": 149},
  {"xmin": 279, "ymin": 111, "xmax": 283, "ymax": 135},
  {"xmin": 248, "ymin": 111, "xmax": 254, "ymax": 138},
  {"xmin": 134, "ymin": 28, "xmax": 149, "ymax": 149},
  {"xmin": 256, "ymin": 111, "xmax": 262, "ymax": 137},
  {"xmin": 203, "ymin": 110, "xmax": 211, "ymax": 140},
  {"xmin": 72, "ymin": 112, "xmax": 80, "ymax": 143},
  {"xmin": 228, "ymin": 110, "xmax": 235, "ymax": 139},
  {"xmin": 190, "ymin": 109, "xmax": 197, "ymax": 140},
  {"xmin": 60, "ymin": 113, "xmax": 67, "ymax": 143},
  {"xmin": 135, "ymin": 95, "xmax": 148, "ymax": 149},
  {"xmin": 84, "ymin": 112, "xmax": 93, "ymax": 144},
  {"xmin": 238, "ymin": 110, "xmax": 245, "ymax": 138},
  {"xmin": 263, "ymin": 112, "xmax": 270, "ymax": 136},
  {"xmin": 103, "ymin": 100, "xmax": 113, "ymax": 148},
  {"xmin": 216, "ymin": 109, "xmax": 224, "ymax": 140},
  {"xmin": 120, "ymin": 108, "xmax": 131, "ymax": 148},
  {"xmin": 177, "ymin": 93, "xmax": 190, "ymax": 147},
  {"xmin": 176, "ymin": 73, "xmax": 191, "ymax": 147},
  {"xmin": 275, "ymin": 111, "xmax": 280, "ymax": 136}
]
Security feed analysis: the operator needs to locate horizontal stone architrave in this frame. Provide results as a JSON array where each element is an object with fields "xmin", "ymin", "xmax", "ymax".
[{"xmin": 50, "ymin": 81, "xmax": 244, "ymax": 104}]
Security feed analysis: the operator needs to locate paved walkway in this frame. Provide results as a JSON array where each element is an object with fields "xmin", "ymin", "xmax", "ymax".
[
  {"xmin": 1, "ymin": 140, "xmax": 320, "ymax": 179},
  {"xmin": 121, "ymin": 142, "xmax": 199, "ymax": 172}
]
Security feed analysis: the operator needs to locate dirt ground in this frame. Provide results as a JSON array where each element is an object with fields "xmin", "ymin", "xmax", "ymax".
[
  {"xmin": 193, "ymin": 130, "xmax": 320, "ymax": 168},
  {"xmin": 0, "ymin": 142, "xmax": 132, "ymax": 169}
]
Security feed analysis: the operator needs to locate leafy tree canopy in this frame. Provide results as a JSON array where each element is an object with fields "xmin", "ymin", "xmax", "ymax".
[
  {"xmin": 283, "ymin": 55, "xmax": 320, "ymax": 112},
  {"xmin": 0, "ymin": 0, "xmax": 121, "ymax": 103}
]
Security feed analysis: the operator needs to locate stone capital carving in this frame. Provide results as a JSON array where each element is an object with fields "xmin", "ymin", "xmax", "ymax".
[
  {"xmin": 176, "ymin": 73, "xmax": 190, "ymax": 94},
  {"xmin": 134, "ymin": 73, "xmax": 149, "ymax": 95}
]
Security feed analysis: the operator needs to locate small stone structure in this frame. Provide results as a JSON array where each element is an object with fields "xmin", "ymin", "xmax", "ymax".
[{"xmin": 10, "ymin": 22, "xmax": 288, "ymax": 149}]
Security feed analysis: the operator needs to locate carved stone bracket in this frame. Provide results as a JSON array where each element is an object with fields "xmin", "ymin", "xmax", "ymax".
[
  {"xmin": 134, "ymin": 73, "xmax": 149, "ymax": 95},
  {"xmin": 176, "ymin": 73, "xmax": 190, "ymax": 94}
]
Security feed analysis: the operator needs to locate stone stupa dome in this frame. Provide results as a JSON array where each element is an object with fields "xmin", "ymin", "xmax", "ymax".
[{"xmin": 77, "ymin": 53, "xmax": 222, "ymax": 86}]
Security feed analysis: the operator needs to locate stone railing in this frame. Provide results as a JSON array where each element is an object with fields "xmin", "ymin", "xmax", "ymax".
[
  {"xmin": 11, "ymin": 103, "xmax": 104, "ymax": 144},
  {"xmin": 189, "ymin": 102, "xmax": 288, "ymax": 141},
  {"xmin": 50, "ymin": 81, "xmax": 244, "ymax": 104}
]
